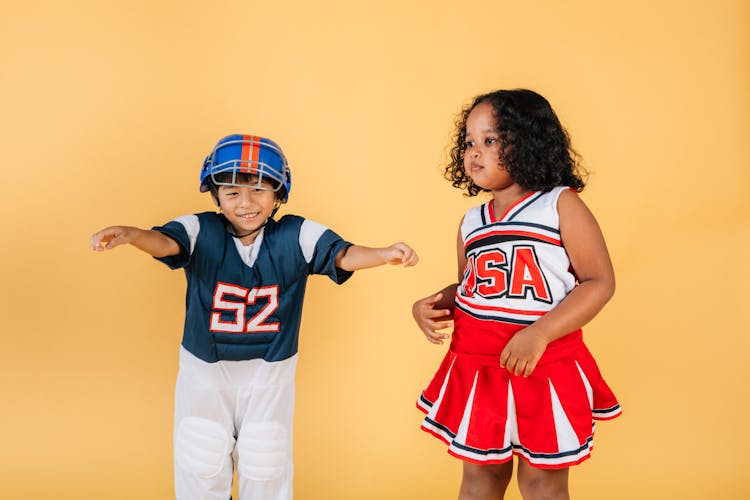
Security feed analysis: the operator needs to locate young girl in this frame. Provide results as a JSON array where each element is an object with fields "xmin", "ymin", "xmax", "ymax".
[{"xmin": 413, "ymin": 90, "xmax": 621, "ymax": 500}]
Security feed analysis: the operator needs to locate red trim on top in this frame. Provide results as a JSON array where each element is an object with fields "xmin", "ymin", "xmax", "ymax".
[
  {"xmin": 496, "ymin": 191, "xmax": 536, "ymax": 222},
  {"xmin": 464, "ymin": 229, "xmax": 561, "ymax": 248},
  {"xmin": 455, "ymin": 293, "xmax": 545, "ymax": 316},
  {"xmin": 487, "ymin": 200, "xmax": 495, "ymax": 223}
]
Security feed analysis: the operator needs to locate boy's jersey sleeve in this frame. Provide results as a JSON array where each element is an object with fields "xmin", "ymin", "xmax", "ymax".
[
  {"xmin": 151, "ymin": 214, "xmax": 200, "ymax": 269},
  {"xmin": 299, "ymin": 219, "xmax": 353, "ymax": 284}
]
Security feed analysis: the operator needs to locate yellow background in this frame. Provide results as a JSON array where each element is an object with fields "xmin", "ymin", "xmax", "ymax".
[{"xmin": 1, "ymin": 1, "xmax": 748, "ymax": 498}]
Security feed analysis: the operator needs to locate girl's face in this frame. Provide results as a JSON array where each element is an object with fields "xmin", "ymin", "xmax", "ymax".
[
  {"xmin": 464, "ymin": 101, "xmax": 513, "ymax": 191},
  {"xmin": 216, "ymin": 176, "xmax": 277, "ymax": 239}
]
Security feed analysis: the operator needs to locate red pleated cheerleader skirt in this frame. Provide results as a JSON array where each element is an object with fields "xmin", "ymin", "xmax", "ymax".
[{"xmin": 417, "ymin": 312, "xmax": 621, "ymax": 469}]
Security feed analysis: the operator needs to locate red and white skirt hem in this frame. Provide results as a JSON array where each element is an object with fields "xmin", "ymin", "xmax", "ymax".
[{"xmin": 416, "ymin": 345, "xmax": 621, "ymax": 469}]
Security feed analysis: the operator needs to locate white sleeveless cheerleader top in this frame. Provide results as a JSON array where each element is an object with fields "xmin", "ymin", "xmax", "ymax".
[{"xmin": 456, "ymin": 186, "xmax": 575, "ymax": 327}]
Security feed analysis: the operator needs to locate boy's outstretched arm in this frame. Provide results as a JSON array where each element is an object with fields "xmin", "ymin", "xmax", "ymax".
[
  {"xmin": 90, "ymin": 226, "xmax": 180, "ymax": 258},
  {"xmin": 334, "ymin": 242, "xmax": 418, "ymax": 271}
]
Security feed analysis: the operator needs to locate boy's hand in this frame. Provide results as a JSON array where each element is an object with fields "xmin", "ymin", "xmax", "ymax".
[
  {"xmin": 335, "ymin": 243, "xmax": 418, "ymax": 271},
  {"xmin": 90, "ymin": 226, "xmax": 136, "ymax": 251},
  {"xmin": 499, "ymin": 327, "xmax": 548, "ymax": 377},
  {"xmin": 412, "ymin": 292, "xmax": 452, "ymax": 344},
  {"xmin": 381, "ymin": 242, "xmax": 419, "ymax": 267},
  {"xmin": 90, "ymin": 226, "xmax": 179, "ymax": 257}
]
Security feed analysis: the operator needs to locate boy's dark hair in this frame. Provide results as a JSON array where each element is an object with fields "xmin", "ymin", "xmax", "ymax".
[{"xmin": 445, "ymin": 89, "xmax": 587, "ymax": 196}]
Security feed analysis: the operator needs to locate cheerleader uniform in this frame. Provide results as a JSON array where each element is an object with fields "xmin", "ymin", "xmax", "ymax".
[{"xmin": 417, "ymin": 187, "xmax": 621, "ymax": 469}]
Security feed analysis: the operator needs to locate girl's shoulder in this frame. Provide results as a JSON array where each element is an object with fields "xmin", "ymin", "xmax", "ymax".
[
  {"xmin": 549, "ymin": 185, "xmax": 574, "ymax": 201},
  {"xmin": 460, "ymin": 201, "xmax": 490, "ymax": 239},
  {"xmin": 521, "ymin": 187, "xmax": 578, "ymax": 219}
]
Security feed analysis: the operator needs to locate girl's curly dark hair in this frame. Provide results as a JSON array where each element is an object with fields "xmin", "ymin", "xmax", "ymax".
[{"xmin": 445, "ymin": 89, "xmax": 587, "ymax": 196}]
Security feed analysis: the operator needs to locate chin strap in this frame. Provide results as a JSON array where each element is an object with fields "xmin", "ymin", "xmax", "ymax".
[
  {"xmin": 231, "ymin": 226, "xmax": 266, "ymax": 239},
  {"xmin": 271, "ymin": 199, "xmax": 281, "ymax": 218},
  {"xmin": 220, "ymin": 214, "xmax": 269, "ymax": 239}
]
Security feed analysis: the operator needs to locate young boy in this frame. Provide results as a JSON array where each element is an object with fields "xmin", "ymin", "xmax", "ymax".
[{"xmin": 90, "ymin": 134, "xmax": 418, "ymax": 500}]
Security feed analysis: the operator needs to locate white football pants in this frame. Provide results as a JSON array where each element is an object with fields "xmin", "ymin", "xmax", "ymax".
[{"xmin": 173, "ymin": 347, "xmax": 296, "ymax": 500}]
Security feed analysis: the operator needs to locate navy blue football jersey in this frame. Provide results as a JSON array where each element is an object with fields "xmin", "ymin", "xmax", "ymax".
[{"xmin": 152, "ymin": 212, "xmax": 353, "ymax": 363}]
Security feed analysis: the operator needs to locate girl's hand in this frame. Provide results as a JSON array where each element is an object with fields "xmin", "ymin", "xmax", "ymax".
[
  {"xmin": 381, "ymin": 242, "xmax": 419, "ymax": 267},
  {"xmin": 90, "ymin": 226, "xmax": 136, "ymax": 251},
  {"xmin": 499, "ymin": 327, "xmax": 549, "ymax": 377},
  {"xmin": 412, "ymin": 292, "xmax": 452, "ymax": 344}
]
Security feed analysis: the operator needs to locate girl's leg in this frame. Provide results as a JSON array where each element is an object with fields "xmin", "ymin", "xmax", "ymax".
[
  {"xmin": 458, "ymin": 461, "xmax": 513, "ymax": 500},
  {"xmin": 516, "ymin": 460, "xmax": 569, "ymax": 500}
]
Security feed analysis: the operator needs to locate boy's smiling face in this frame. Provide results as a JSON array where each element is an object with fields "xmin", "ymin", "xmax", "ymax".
[{"xmin": 215, "ymin": 175, "xmax": 277, "ymax": 241}]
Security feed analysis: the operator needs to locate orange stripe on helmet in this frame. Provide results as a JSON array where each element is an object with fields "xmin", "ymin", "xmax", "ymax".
[
  {"xmin": 240, "ymin": 135, "xmax": 251, "ymax": 173},
  {"xmin": 251, "ymin": 135, "xmax": 260, "ymax": 174}
]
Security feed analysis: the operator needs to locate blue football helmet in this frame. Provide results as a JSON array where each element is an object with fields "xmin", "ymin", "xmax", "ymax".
[{"xmin": 200, "ymin": 134, "xmax": 292, "ymax": 203}]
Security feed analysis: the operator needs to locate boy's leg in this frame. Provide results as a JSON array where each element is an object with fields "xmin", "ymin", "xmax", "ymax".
[
  {"xmin": 173, "ymin": 349, "xmax": 237, "ymax": 500},
  {"xmin": 516, "ymin": 460, "xmax": 569, "ymax": 500},
  {"xmin": 236, "ymin": 357, "xmax": 297, "ymax": 500},
  {"xmin": 459, "ymin": 460, "xmax": 513, "ymax": 500}
]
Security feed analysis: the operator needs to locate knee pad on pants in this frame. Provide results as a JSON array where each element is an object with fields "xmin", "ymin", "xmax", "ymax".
[
  {"xmin": 175, "ymin": 417, "xmax": 231, "ymax": 478},
  {"xmin": 237, "ymin": 421, "xmax": 289, "ymax": 481}
]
